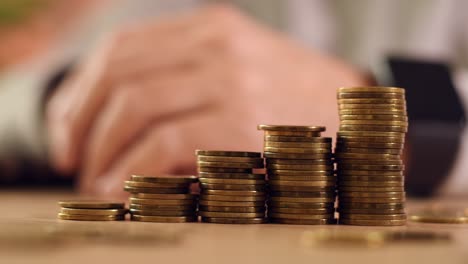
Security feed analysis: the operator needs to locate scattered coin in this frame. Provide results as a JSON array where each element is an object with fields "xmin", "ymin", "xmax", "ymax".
[
  {"xmin": 57, "ymin": 213, "xmax": 125, "ymax": 221},
  {"xmin": 60, "ymin": 208, "xmax": 127, "ymax": 216},
  {"xmin": 58, "ymin": 200, "xmax": 125, "ymax": 209}
]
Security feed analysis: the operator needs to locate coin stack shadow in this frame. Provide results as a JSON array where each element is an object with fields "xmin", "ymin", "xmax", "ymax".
[
  {"xmin": 335, "ymin": 86, "xmax": 407, "ymax": 226},
  {"xmin": 58, "ymin": 201, "xmax": 127, "ymax": 221},
  {"xmin": 196, "ymin": 150, "xmax": 268, "ymax": 224},
  {"xmin": 124, "ymin": 175, "xmax": 198, "ymax": 223},
  {"xmin": 258, "ymin": 125, "xmax": 336, "ymax": 225}
]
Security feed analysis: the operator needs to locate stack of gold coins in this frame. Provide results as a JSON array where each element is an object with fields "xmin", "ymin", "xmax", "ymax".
[
  {"xmin": 196, "ymin": 150, "xmax": 267, "ymax": 224},
  {"xmin": 124, "ymin": 175, "xmax": 198, "ymax": 223},
  {"xmin": 335, "ymin": 86, "xmax": 407, "ymax": 226},
  {"xmin": 58, "ymin": 200, "xmax": 127, "ymax": 221},
  {"xmin": 258, "ymin": 125, "xmax": 336, "ymax": 225}
]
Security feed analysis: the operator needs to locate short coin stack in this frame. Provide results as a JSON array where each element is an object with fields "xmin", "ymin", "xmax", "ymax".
[
  {"xmin": 335, "ymin": 86, "xmax": 407, "ymax": 226},
  {"xmin": 258, "ymin": 125, "xmax": 336, "ymax": 225},
  {"xmin": 58, "ymin": 200, "xmax": 127, "ymax": 221},
  {"xmin": 124, "ymin": 175, "xmax": 198, "ymax": 222},
  {"xmin": 196, "ymin": 150, "xmax": 267, "ymax": 224}
]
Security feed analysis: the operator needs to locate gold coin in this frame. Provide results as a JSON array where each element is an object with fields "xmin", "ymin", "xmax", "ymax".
[
  {"xmin": 197, "ymin": 156, "xmax": 263, "ymax": 163},
  {"xmin": 334, "ymin": 153, "xmax": 401, "ymax": 160},
  {"xmin": 338, "ymin": 98, "xmax": 406, "ymax": 105},
  {"xmin": 269, "ymin": 196, "xmax": 335, "ymax": 203},
  {"xmin": 268, "ymin": 207, "xmax": 334, "ymax": 214},
  {"xmin": 195, "ymin": 150, "xmax": 261, "ymax": 157},
  {"xmin": 58, "ymin": 200, "xmax": 124, "ymax": 209},
  {"xmin": 57, "ymin": 213, "xmax": 125, "ymax": 221},
  {"xmin": 339, "ymin": 218, "xmax": 406, "ymax": 226},
  {"xmin": 339, "ymin": 192, "xmax": 405, "ymax": 198},
  {"xmin": 340, "ymin": 124, "xmax": 407, "ymax": 133},
  {"xmin": 338, "ymin": 181, "xmax": 404, "ymax": 187},
  {"xmin": 409, "ymin": 214, "xmax": 468, "ymax": 224},
  {"xmin": 339, "ymin": 114, "xmax": 407, "ymax": 121},
  {"xmin": 130, "ymin": 215, "xmax": 196, "ymax": 223},
  {"xmin": 339, "ymin": 202, "xmax": 405, "ymax": 210},
  {"xmin": 129, "ymin": 209, "xmax": 195, "ymax": 217},
  {"xmin": 335, "ymin": 147, "xmax": 402, "ymax": 155},
  {"xmin": 200, "ymin": 183, "xmax": 266, "ymax": 191},
  {"xmin": 270, "ymin": 218, "xmax": 336, "ymax": 225},
  {"xmin": 199, "ymin": 206, "xmax": 265, "ymax": 213},
  {"xmin": 269, "ymin": 185, "xmax": 335, "ymax": 192},
  {"xmin": 130, "ymin": 193, "xmax": 196, "ymax": 200},
  {"xmin": 197, "ymin": 161, "xmax": 264, "ymax": 169},
  {"xmin": 338, "ymin": 208, "xmax": 406, "ymax": 215},
  {"xmin": 269, "ymin": 180, "xmax": 336, "ymax": 187},
  {"xmin": 268, "ymin": 212, "xmax": 334, "ymax": 220},
  {"xmin": 336, "ymin": 170, "xmax": 403, "ymax": 176},
  {"xmin": 338, "ymin": 186, "xmax": 405, "ymax": 192},
  {"xmin": 265, "ymin": 142, "xmax": 331, "ymax": 148},
  {"xmin": 270, "ymin": 191, "xmax": 335, "ymax": 198},
  {"xmin": 198, "ymin": 167, "xmax": 252, "ymax": 173},
  {"xmin": 265, "ymin": 135, "xmax": 332, "ymax": 143},
  {"xmin": 268, "ymin": 169, "xmax": 333, "ymax": 176},
  {"xmin": 201, "ymin": 194, "xmax": 266, "ymax": 202},
  {"xmin": 337, "ymin": 135, "xmax": 405, "ymax": 143},
  {"xmin": 60, "ymin": 208, "xmax": 127, "ymax": 216},
  {"xmin": 338, "ymin": 104, "xmax": 406, "ymax": 111},
  {"xmin": 340, "ymin": 197, "xmax": 405, "ymax": 203},
  {"xmin": 266, "ymin": 158, "xmax": 332, "ymax": 165},
  {"xmin": 124, "ymin": 181, "xmax": 188, "ymax": 189},
  {"xmin": 340, "ymin": 214, "xmax": 406, "ymax": 220},
  {"xmin": 337, "ymin": 175, "xmax": 404, "ymax": 182},
  {"xmin": 339, "ymin": 109, "xmax": 407, "ymax": 115},
  {"xmin": 129, "ymin": 198, "xmax": 196, "ymax": 206},
  {"xmin": 130, "ymin": 204, "xmax": 196, "ymax": 211},
  {"xmin": 264, "ymin": 131, "xmax": 322, "ymax": 137},
  {"xmin": 268, "ymin": 201, "xmax": 334, "ymax": 209},
  {"xmin": 336, "ymin": 159, "xmax": 403, "ymax": 165},
  {"xmin": 130, "ymin": 175, "xmax": 197, "ymax": 184},
  {"xmin": 123, "ymin": 186, "xmax": 189, "ymax": 194},
  {"xmin": 337, "ymin": 131, "xmax": 405, "ymax": 138},
  {"xmin": 337, "ymin": 164, "xmax": 404, "ymax": 171},
  {"xmin": 201, "ymin": 190, "xmax": 266, "ymax": 196},
  {"xmin": 338, "ymin": 87, "xmax": 405, "ymax": 94},
  {"xmin": 201, "ymin": 217, "xmax": 267, "ymax": 224},
  {"xmin": 199, "ymin": 211, "xmax": 264, "ymax": 218},
  {"xmin": 198, "ymin": 172, "xmax": 265, "ymax": 180},
  {"xmin": 199, "ymin": 178, "xmax": 266, "ymax": 185},
  {"xmin": 258, "ymin": 125, "xmax": 326, "ymax": 132},
  {"xmin": 338, "ymin": 92, "xmax": 405, "ymax": 99},
  {"xmin": 264, "ymin": 147, "xmax": 331, "ymax": 154},
  {"xmin": 336, "ymin": 141, "xmax": 404, "ymax": 149},
  {"xmin": 269, "ymin": 175, "xmax": 335, "ymax": 181},
  {"xmin": 264, "ymin": 152, "xmax": 332, "ymax": 159},
  {"xmin": 340, "ymin": 120, "xmax": 408, "ymax": 127},
  {"xmin": 198, "ymin": 200, "xmax": 265, "ymax": 207},
  {"xmin": 267, "ymin": 164, "xmax": 333, "ymax": 171}
]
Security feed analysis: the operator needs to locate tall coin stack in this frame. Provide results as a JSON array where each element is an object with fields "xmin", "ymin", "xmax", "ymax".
[
  {"xmin": 196, "ymin": 150, "xmax": 268, "ymax": 224},
  {"xmin": 335, "ymin": 87, "xmax": 407, "ymax": 226},
  {"xmin": 124, "ymin": 175, "xmax": 198, "ymax": 223},
  {"xmin": 258, "ymin": 125, "xmax": 336, "ymax": 225}
]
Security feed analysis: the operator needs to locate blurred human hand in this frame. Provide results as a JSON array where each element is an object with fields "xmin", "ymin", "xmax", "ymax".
[{"xmin": 46, "ymin": 5, "xmax": 368, "ymax": 197}]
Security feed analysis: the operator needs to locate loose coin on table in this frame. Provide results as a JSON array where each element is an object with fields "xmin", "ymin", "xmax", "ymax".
[{"xmin": 57, "ymin": 200, "xmax": 127, "ymax": 221}]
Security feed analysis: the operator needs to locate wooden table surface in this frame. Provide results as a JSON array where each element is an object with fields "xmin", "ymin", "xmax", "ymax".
[{"xmin": 1, "ymin": 189, "xmax": 467, "ymax": 264}]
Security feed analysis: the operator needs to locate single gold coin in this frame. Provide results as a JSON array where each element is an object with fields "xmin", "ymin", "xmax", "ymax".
[
  {"xmin": 124, "ymin": 181, "xmax": 188, "ymax": 189},
  {"xmin": 129, "ymin": 198, "xmax": 196, "ymax": 206},
  {"xmin": 338, "ymin": 186, "xmax": 405, "ymax": 192},
  {"xmin": 57, "ymin": 213, "xmax": 125, "ymax": 221},
  {"xmin": 264, "ymin": 131, "xmax": 322, "ymax": 137},
  {"xmin": 268, "ymin": 201, "xmax": 334, "ymax": 209},
  {"xmin": 201, "ymin": 189, "xmax": 266, "ymax": 196},
  {"xmin": 130, "ymin": 215, "xmax": 196, "ymax": 223},
  {"xmin": 199, "ymin": 178, "xmax": 266, "ymax": 185},
  {"xmin": 200, "ymin": 183, "xmax": 266, "ymax": 191},
  {"xmin": 338, "ymin": 87, "xmax": 405, "ymax": 94},
  {"xmin": 130, "ymin": 204, "xmax": 196, "ymax": 211},
  {"xmin": 268, "ymin": 207, "xmax": 334, "ymax": 214},
  {"xmin": 335, "ymin": 147, "xmax": 402, "ymax": 155},
  {"xmin": 339, "ymin": 109, "xmax": 407, "ymax": 116},
  {"xmin": 130, "ymin": 193, "xmax": 196, "ymax": 200},
  {"xmin": 267, "ymin": 164, "xmax": 333, "ymax": 171},
  {"xmin": 339, "ymin": 114, "xmax": 407, "ymax": 121},
  {"xmin": 336, "ymin": 141, "xmax": 404, "ymax": 149},
  {"xmin": 264, "ymin": 152, "xmax": 332, "ymax": 159},
  {"xmin": 337, "ymin": 175, "xmax": 404, "ymax": 182},
  {"xmin": 60, "ymin": 208, "xmax": 127, "ymax": 216},
  {"xmin": 336, "ymin": 170, "xmax": 404, "ymax": 176},
  {"xmin": 339, "ymin": 192, "xmax": 405, "ymax": 198},
  {"xmin": 340, "ymin": 214, "xmax": 407, "ymax": 220},
  {"xmin": 269, "ymin": 191, "xmax": 335, "ymax": 198},
  {"xmin": 130, "ymin": 175, "xmax": 197, "ymax": 184},
  {"xmin": 336, "ymin": 159, "xmax": 403, "ymax": 165},
  {"xmin": 339, "ymin": 218, "xmax": 406, "ymax": 226},
  {"xmin": 258, "ymin": 125, "xmax": 326, "ymax": 132},
  {"xmin": 195, "ymin": 150, "xmax": 261, "ymax": 157},
  {"xmin": 337, "ymin": 135, "xmax": 405, "ymax": 143},
  {"xmin": 270, "ymin": 218, "xmax": 335, "ymax": 225},
  {"xmin": 340, "ymin": 120, "xmax": 408, "ymax": 127},
  {"xmin": 338, "ymin": 208, "xmax": 406, "ymax": 215},
  {"xmin": 197, "ymin": 161, "xmax": 264, "ymax": 169},
  {"xmin": 339, "ymin": 124, "xmax": 408, "ymax": 133},
  {"xmin": 201, "ymin": 194, "xmax": 266, "ymax": 202},
  {"xmin": 340, "ymin": 197, "xmax": 406, "ymax": 203},
  {"xmin": 337, "ymin": 164, "xmax": 404, "ymax": 171},
  {"xmin": 269, "ymin": 196, "xmax": 335, "ymax": 203},
  {"xmin": 269, "ymin": 175, "xmax": 334, "ymax": 181},
  {"xmin": 266, "ymin": 158, "xmax": 332, "ymax": 165},
  {"xmin": 198, "ymin": 211, "xmax": 264, "ymax": 218},
  {"xmin": 338, "ymin": 181, "xmax": 404, "ymax": 187},
  {"xmin": 265, "ymin": 142, "xmax": 331, "ymax": 148},
  {"xmin": 198, "ymin": 172, "xmax": 265, "ymax": 180},
  {"xmin": 269, "ymin": 185, "xmax": 335, "ymax": 192},
  {"xmin": 198, "ymin": 167, "xmax": 252, "ymax": 173},
  {"xmin": 264, "ymin": 147, "xmax": 331, "ymax": 154},
  {"xmin": 409, "ymin": 214, "xmax": 468, "ymax": 224},
  {"xmin": 268, "ymin": 212, "xmax": 334, "ymax": 220},
  {"xmin": 265, "ymin": 135, "xmax": 332, "ymax": 142},
  {"xmin": 123, "ymin": 186, "xmax": 189, "ymax": 194},
  {"xmin": 337, "ymin": 131, "xmax": 405, "ymax": 138},
  {"xmin": 201, "ymin": 217, "xmax": 267, "ymax": 224},
  {"xmin": 339, "ymin": 202, "xmax": 405, "ymax": 210},
  {"xmin": 338, "ymin": 98, "xmax": 406, "ymax": 105},
  {"xmin": 129, "ymin": 209, "xmax": 195, "ymax": 217},
  {"xmin": 199, "ymin": 205, "xmax": 265, "ymax": 213},
  {"xmin": 58, "ymin": 200, "xmax": 125, "ymax": 209},
  {"xmin": 269, "ymin": 180, "xmax": 336, "ymax": 187},
  {"xmin": 338, "ymin": 92, "xmax": 405, "ymax": 99},
  {"xmin": 267, "ymin": 169, "xmax": 333, "ymax": 176},
  {"xmin": 198, "ymin": 200, "xmax": 265, "ymax": 207},
  {"xmin": 334, "ymin": 153, "xmax": 401, "ymax": 160},
  {"xmin": 338, "ymin": 104, "xmax": 406, "ymax": 111},
  {"xmin": 197, "ymin": 156, "xmax": 263, "ymax": 163}
]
